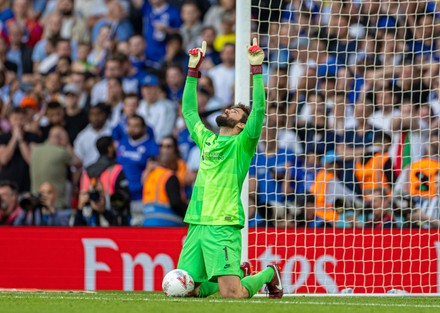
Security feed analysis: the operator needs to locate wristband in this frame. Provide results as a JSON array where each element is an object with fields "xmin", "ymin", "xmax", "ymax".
[
  {"xmin": 251, "ymin": 65, "xmax": 262, "ymax": 75},
  {"xmin": 188, "ymin": 68, "xmax": 201, "ymax": 78}
]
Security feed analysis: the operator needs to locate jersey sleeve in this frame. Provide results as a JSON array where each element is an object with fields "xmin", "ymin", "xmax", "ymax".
[
  {"xmin": 182, "ymin": 76, "xmax": 213, "ymax": 147},
  {"xmin": 239, "ymin": 74, "xmax": 266, "ymax": 153}
]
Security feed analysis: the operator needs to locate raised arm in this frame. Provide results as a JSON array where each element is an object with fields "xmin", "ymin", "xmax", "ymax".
[
  {"xmin": 182, "ymin": 41, "xmax": 211, "ymax": 146},
  {"xmin": 244, "ymin": 38, "xmax": 266, "ymax": 139}
]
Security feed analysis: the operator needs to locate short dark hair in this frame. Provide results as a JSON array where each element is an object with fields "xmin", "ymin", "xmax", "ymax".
[
  {"xmin": 161, "ymin": 135, "xmax": 181, "ymax": 159},
  {"xmin": 127, "ymin": 114, "xmax": 146, "ymax": 127},
  {"xmin": 231, "ymin": 103, "xmax": 251, "ymax": 123},
  {"xmin": 96, "ymin": 136, "xmax": 114, "ymax": 156},
  {"xmin": 91, "ymin": 102, "xmax": 111, "ymax": 117},
  {"xmin": 123, "ymin": 93, "xmax": 139, "ymax": 101},
  {"xmin": 0, "ymin": 180, "xmax": 19, "ymax": 194},
  {"xmin": 47, "ymin": 101, "xmax": 63, "ymax": 110},
  {"xmin": 9, "ymin": 107, "xmax": 26, "ymax": 116}
]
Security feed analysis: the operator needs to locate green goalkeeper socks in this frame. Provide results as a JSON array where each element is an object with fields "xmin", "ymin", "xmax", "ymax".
[
  {"xmin": 241, "ymin": 267, "xmax": 275, "ymax": 298},
  {"xmin": 197, "ymin": 281, "xmax": 219, "ymax": 298}
]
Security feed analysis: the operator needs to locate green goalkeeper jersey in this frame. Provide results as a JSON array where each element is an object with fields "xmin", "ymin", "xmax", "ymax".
[{"xmin": 182, "ymin": 75, "xmax": 266, "ymax": 227}]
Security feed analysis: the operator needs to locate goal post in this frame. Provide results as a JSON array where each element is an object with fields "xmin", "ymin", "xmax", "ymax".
[
  {"xmin": 236, "ymin": 0, "xmax": 252, "ymax": 263},
  {"xmin": 241, "ymin": 0, "xmax": 440, "ymax": 294}
]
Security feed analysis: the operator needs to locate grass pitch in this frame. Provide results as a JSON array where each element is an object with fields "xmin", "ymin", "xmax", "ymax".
[{"xmin": 1, "ymin": 291, "xmax": 440, "ymax": 313}]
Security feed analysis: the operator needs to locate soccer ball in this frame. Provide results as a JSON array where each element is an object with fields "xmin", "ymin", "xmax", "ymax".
[{"xmin": 162, "ymin": 269, "xmax": 195, "ymax": 297}]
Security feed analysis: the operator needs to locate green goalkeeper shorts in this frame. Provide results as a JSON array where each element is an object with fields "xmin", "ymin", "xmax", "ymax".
[{"xmin": 177, "ymin": 224, "xmax": 242, "ymax": 283}]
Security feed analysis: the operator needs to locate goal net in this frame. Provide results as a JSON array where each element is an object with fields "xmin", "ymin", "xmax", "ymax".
[{"xmin": 247, "ymin": 0, "xmax": 440, "ymax": 294}]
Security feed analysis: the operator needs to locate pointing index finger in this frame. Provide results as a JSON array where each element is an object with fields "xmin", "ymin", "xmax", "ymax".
[
  {"xmin": 201, "ymin": 41, "xmax": 207, "ymax": 55},
  {"xmin": 252, "ymin": 38, "xmax": 258, "ymax": 46}
]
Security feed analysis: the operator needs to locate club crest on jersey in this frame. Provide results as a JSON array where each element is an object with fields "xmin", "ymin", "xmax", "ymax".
[{"xmin": 204, "ymin": 151, "xmax": 224, "ymax": 161}]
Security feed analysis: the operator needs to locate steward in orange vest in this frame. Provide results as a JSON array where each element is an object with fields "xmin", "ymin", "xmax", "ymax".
[
  {"xmin": 355, "ymin": 152, "xmax": 393, "ymax": 192},
  {"xmin": 355, "ymin": 132, "xmax": 394, "ymax": 194},
  {"xmin": 311, "ymin": 151, "xmax": 363, "ymax": 223},
  {"xmin": 408, "ymin": 158, "xmax": 440, "ymax": 199},
  {"xmin": 142, "ymin": 158, "xmax": 188, "ymax": 226}
]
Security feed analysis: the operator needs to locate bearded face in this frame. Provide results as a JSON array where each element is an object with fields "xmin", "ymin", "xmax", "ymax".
[{"xmin": 215, "ymin": 114, "xmax": 239, "ymax": 128}]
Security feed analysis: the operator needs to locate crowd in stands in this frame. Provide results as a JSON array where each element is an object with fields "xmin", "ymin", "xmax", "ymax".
[{"xmin": 0, "ymin": 0, "xmax": 439, "ymax": 230}]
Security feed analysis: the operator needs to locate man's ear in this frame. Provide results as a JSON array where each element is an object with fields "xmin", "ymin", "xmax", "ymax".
[{"xmin": 236, "ymin": 122, "xmax": 245, "ymax": 131}]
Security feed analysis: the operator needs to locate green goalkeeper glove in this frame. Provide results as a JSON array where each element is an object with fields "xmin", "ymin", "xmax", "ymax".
[
  {"xmin": 247, "ymin": 38, "xmax": 264, "ymax": 75},
  {"xmin": 187, "ymin": 41, "xmax": 207, "ymax": 78}
]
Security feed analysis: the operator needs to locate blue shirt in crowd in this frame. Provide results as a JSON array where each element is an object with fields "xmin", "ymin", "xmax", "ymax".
[{"xmin": 116, "ymin": 133, "xmax": 159, "ymax": 201}]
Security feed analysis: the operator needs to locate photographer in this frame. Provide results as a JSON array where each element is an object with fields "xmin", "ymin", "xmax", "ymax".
[
  {"xmin": 74, "ymin": 179, "xmax": 113, "ymax": 226},
  {"xmin": 15, "ymin": 182, "xmax": 71, "ymax": 226},
  {"xmin": 0, "ymin": 181, "xmax": 23, "ymax": 225},
  {"xmin": 78, "ymin": 136, "xmax": 131, "ymax": 226}
]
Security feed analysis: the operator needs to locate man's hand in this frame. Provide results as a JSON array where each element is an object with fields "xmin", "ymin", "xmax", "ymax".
[
  {"xmin": 188, "ymin": 41, "xmax": 207, "ymax": 78},
  {"xmin": 247, "ymin": 38, "xmax": 264, "ymax": 74}
]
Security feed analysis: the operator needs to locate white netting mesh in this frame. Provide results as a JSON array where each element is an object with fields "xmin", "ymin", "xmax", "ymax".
[{"xmin": 249, "ymin": 0, "xmax": 440, "ymax": 293}]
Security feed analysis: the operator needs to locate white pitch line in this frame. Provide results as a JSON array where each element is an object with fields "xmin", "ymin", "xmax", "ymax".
[{"xmin": 0, "ymin": 294, "xmax": 440, "ymax": 308}]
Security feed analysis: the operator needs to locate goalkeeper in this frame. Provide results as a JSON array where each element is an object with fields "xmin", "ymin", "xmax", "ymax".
[{"xmin": 177, "ymin": 38, "xmax": 283, "ymax": 299}]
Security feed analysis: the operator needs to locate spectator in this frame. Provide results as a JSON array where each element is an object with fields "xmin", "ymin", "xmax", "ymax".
[
  {"xmin": 6, "ymin": 22, "xmax": 34, "ymax": 78},
  {"xmin": 142, "ymin": 136, "xmax": 188, "ymax": 226},
  {"xmin": 142, "ymin": 0, "xmax": 182, "ymax": 63},
  {"xmin": 138, "ymin": 75, "xmax": 176, "ymax": 142},
  {"xmin": 55, "ymin": 0, "xmax": 90, "ymax": 43},
  {"xmin": 116, "ymin": 114, "xmax": 159, "ymax": 226},
  {"xmin": 32, "ymin": 12, "xmax": 63, "ymax": 69},
  {"xmin": 266, "ymin": 102, "xmax": 303, "ymax": 155},
  {"xmin": 165, "ymin": 63, "xmax": 185, "ymax": 105},
  {"xmin": 68, "ymin": 71, "xmax": 91, "ymax": 110},
  {"xmin": 71, "ymin": 42, "xmax": 93, "ymax": 74},
  {"xmin": 41, "ymin": 71, "xmax": 63, "ymax": 102},
  {"xmin": 87, "ymin": 24, "xmax": 112, "ymax": 70},
  {"xmin": 198, "ymin": 26, "xmax": 221, "ymax": 72},
  {"xmin": 297, "ymin": 93, "xmax": 339, "ymax": 167},
  {"xmin": 213, "ymin": 11, "xmax": 235, "ymax": 52},
  {"xmin": 180, "ymin": 0, "xmax": 203, "ymax": 51},
  {"xmin": 2, "ymin": 0, "xmax": 43, "ymax": 48},
  {"xmin": 163, "ymin": 33, "xmax": 189, "ymax": 71},
  {"xmin": 91, "ymin": 55, "xmax": 135, "ymax": 105},
  {"xmin": 0, "ymin": 180, "xmax": 23, "ymax": 225},
  {"xmin": 391, "ymin": 98, "xmax": 429, "ymax": 176},
  {"xmin": 63, "ymin": 83, "xmax": 89, "ymax": 144},
  {"xmin": 20, "ymin": 96, "xmax": 41, "ymax": 135},
  {"xmin": 359, "ymin": 188, "xmax": 395, "ymax": 229},
  {"xmin": 0, "ymin": 107, "xmax": 41, "ymax": 192},
  {"xmin": 40, "ymin": 101, "xmax": 65, "ymax": 140},
  {"xmin": 106, "ymin": 77, "xmax": 124, "ymax": 120},
  {"xmin": 74, "ymin": 103, "xmax": 112, "ymax": 168},
  {"xmin": 31, "ymin": 126, "xmax": 81, "ymax": 207},
  {"xmin": 111, "ymin": 93, "xmax": 155, "ymax": 144},
  {"xmin": 128, "ymin": 34, "xmax": 152, "ymax": 73},
  {"xmin": 203, "ymin": 0, "xmax": 235, "ymax": 36},
  {"xmin": 207, "ymin": 43, "xmax": 235, "ymax": 106},
  {"xmin": 37, "ymin": 38, "xmax": 72, "ymax": 75},
  {"xmin": 91, "ymin": 0, "xmax": 134, "ymax": 43},
  {"xmin": 79, "ymin": 135, "xmax": 131, "ymax": 225}
]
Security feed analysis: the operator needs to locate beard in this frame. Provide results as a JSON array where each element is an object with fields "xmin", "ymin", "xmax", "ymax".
[
  {"xmin": 60, "ymin": 8, "xmax": 73, "ymax": 16},
  {"xmin": 216, "ymin": 114, "xmax": 238, "ymax": 128},
  {"xmin": 130, "ymin": 132, "xmax": 145, "ymax": 140}
]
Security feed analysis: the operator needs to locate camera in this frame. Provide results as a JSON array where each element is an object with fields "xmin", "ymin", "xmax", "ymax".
[
  {"xmin": 19, "ymin": 193, "xmax": 45, "ymax": 211},
  {"xmin": 88, "ymin": 189, "xmax": 101, "ymax": 202},
  {"xmin": 88, "ymin": 177, "xmax": 101, "ymax": 202}
]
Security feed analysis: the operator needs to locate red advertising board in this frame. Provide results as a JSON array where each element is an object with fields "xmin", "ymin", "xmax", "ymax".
[{"xmin": 0, "ymin": 227, "xmax": 439, "ymax": 293}]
